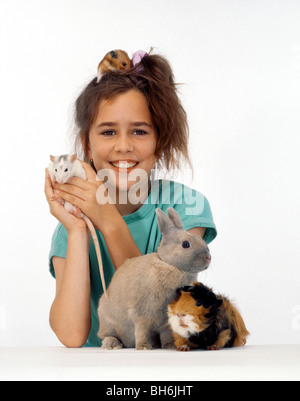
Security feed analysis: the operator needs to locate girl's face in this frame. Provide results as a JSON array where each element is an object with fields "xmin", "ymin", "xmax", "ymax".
[{"xmin": 88, "ymin": 89, "xmax": 157, "ymax": 193}]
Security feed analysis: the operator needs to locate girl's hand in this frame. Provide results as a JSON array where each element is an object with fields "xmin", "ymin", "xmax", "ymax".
[
  {"xmin": 51, "ymin": 161, "xmax": 119, "ymax": 232},
  {"xmin": 44, "ymin": 168, "xmax": 87, "ymax": 233}
]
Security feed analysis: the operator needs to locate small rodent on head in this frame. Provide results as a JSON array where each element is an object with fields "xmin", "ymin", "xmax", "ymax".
[{"xmin": 104, "ymin": 49, "xmax": 131, "ymax": 71}]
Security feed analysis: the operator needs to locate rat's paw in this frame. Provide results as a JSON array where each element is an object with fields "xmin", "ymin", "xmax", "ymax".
[
  {"xmin": 136, "ymin": 343, "xmax": 153, "ymax": 351},
  {"xmin": 50, "ymin": 195, "xmax": 64, "ymax": 205},
  {"xmin": 102, "ymin": 336, "xmax": 123, "ymax": 350},
  {"xmin": 69, "ymin": 206, "xmax": 83, "ymax": 219}
]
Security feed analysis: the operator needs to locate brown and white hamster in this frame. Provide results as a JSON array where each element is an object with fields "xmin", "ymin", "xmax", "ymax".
[
  {"xmin": 97, "ymin": 49, "xmax": 131, "ymax": 82},
  {"xmin": 168, "ymin": 282, "xmax": 249, "ymax": 352}
]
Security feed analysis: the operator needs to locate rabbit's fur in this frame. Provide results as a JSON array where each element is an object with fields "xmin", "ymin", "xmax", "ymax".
[{"xmin": 97, "ymin": 207, "xmax": 211, "ymax": 350}]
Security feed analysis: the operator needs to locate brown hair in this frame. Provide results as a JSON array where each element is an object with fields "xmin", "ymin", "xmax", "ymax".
[{"xmin": 74, "ymin": 50, "xmax": 191, "ymax": 171}]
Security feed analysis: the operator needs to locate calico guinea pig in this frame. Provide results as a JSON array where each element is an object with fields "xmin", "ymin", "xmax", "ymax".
[
  {"xmin": 168, "ymin": 282, "xmax": 250, "ymax": 352},
  {"xmin": 97, "ymin": 49, "xmax": 131, "ymax": 82}
]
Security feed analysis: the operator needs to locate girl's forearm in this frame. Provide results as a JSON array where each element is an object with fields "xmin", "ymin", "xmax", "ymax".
[{"xmin": 50, "ymin": 229, "xmax": 91, "ymax": 348}]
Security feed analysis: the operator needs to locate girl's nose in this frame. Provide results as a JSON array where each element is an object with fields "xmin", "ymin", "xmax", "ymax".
[{"xmin": 114, "ymin": 134, "xmax": 134, "ymax": 153}]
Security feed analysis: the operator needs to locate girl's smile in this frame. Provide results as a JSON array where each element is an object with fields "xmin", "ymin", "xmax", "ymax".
[{"xmin": 109, "ymin": 159, "xmax": 139, "ymax": 173}]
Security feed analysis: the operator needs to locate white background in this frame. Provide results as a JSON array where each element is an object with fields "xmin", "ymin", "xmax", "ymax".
[{"xmin": 0, "ymin": 0, "xmax": 299, "ymax": 347}]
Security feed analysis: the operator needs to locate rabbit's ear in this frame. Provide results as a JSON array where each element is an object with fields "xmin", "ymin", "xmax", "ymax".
[
  {"xmin": 167, "ymin": 208, "xmax": 184, "ymax": 230},
  {"xmin": 156, "ymin": 208, "xmax": 176, "ymax": 236}
]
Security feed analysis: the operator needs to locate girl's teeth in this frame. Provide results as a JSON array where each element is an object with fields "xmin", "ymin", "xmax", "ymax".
[{"xmin": 112, "ymin": 161, "xmax": 137, "ymax": 168}]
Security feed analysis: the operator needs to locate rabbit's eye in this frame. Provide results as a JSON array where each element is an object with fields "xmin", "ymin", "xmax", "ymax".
[{"xmin": 182, "ymin": 241, "xmax": 190, "ymax": 249}]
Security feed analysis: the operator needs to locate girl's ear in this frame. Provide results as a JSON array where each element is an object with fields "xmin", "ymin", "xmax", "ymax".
[{"xmin": 81, "ymin": 136, "xmax": 91, "ymax": 160}]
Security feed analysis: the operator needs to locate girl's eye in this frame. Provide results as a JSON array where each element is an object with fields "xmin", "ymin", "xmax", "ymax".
[
  {"xmin": 133, "ymin": 130, "xmax": 147, "ymax": 136},
  {"xmin": 101, "ymin": 130, "xmax": 115, "ymax": 136}
]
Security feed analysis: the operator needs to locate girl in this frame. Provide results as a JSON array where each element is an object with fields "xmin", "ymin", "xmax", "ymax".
[{"xmin": 44, "ymin": 50, "xmax": 217, "ymax": 348}]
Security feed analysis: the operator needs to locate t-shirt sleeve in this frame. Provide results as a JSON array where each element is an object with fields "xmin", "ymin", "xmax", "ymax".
[
  {"xmin": 172, "ymin": 184, "xmax": 217, "ymax": 244},
  {"xmin": 48, "ymin": 223, "xmax": 69, "ymax": 278}
]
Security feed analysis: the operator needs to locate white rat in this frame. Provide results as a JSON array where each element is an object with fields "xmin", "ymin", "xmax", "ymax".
[{"xmin": 48, "ymin": 154, "xmax": 107, "ymax": 298}]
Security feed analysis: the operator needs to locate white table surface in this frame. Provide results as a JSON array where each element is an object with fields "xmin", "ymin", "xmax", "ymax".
[{"xmin": 0, "ymin": 345, "xmax": 299, "ymax": 381}]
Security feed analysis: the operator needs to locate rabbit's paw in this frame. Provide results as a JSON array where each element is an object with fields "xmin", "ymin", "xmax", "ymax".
[
  {"xmin": 102, "ymin": 336, "xmax": 123, "ymax": 350},
  {"xmin": 136, "ymin": 343, "xmax": 153, "ymax": 351}
]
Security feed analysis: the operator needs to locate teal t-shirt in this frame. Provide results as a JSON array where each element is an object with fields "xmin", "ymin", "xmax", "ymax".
[{"xmin": 48, "ymin": 179, "xmax": 217, "ymax": 347}]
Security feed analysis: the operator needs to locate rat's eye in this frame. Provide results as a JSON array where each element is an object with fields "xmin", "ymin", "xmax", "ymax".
[
  {"xmin": 182, "ymin": 241, "xmax": 190, "ymax": 249},
  {"xmin": 64, "ymin": 168, "xmax": 68, "ymax": 172}
]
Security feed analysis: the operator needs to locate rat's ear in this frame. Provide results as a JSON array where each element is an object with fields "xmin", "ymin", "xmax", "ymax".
[
  {"xmin": 70, "ymin": 154, "xmax": 77, "ymax": 162},
  {"xmin": 50, "ymin": 155, "xmax": 56, "ymax": 162}
]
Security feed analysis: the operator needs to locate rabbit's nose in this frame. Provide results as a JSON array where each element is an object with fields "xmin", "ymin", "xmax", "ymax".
[
  {"xmin": 206, "ymin": 254, "xmax": 211, "ymax": 261},
  {"xmin": 205, "ymin": 253, "xmax": 211, "ymax": 265}
]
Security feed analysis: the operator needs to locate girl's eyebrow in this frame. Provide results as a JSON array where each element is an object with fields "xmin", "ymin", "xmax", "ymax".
[
  {"xmin": 130, "ymin": 122, "xmax": 152, "ymax": 128},
  {"xmin": 96, "ymin": 122, "xmax": 116, "ymax": 128},
  {"xmin": 96, "ymin": 121, "xmax": 152, "ymax": 129}
]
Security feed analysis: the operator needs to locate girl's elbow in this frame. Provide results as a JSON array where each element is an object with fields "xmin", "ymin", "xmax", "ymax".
[
  {"xmin": 50, "ymin": 317, "xmax": 90, "ymax": 348},
  {"xmin": 61, "ymin": 336, "xmax": 88, "ymax": 349},
  {"xmin": 53, "ymin": 328, "xmax": 89, "ymax": 348}
]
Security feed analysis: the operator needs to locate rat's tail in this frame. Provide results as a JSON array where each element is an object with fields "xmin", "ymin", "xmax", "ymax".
[{"xmin": 82, "ymin": 215, "xmax": 108, "ymax": 299}]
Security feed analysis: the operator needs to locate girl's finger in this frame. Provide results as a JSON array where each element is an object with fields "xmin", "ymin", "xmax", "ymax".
[
  {"xmin": 53, "ymin": 189, "xmax": 84, "ymax": 210},
  {"xmin": 80, "ymin": 160, "xmax": 97, "ymax": 181},
  {"xmin": 44, "ymin": 168, "xmax": 55, "ymax": 199},
  {"xmin": 54, "ymin": 183, "xmax": 87, "ymax": 201},
  {"xmin": 65, "ymin": 176, "xmax": 89, "ymax": 189}
]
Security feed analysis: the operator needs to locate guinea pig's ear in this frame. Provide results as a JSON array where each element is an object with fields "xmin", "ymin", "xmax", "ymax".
[
  {"xmin": 175, "ymin": 287, "xmax": 183, "ymax": 300},
  {"xmin": 216, "ymin": 299, "xmax": 223, "ymax": 308},
  {"xmin": 167, "ymin": 208, "xmax": 184, "ymax": 230},
  {"xmin": 50, "ymin": 155, "xmax": 56, "ymax": 162},
  {"xmin": 156, "ymin": 208, "xmax": 176, "ymax": 236}
]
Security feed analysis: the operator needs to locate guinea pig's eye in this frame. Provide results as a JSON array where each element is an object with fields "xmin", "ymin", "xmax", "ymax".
[
  {"xmin": 195, "ymin": 300, "xmax": 202, "ymax": 307},
  {"xmin": 64, "ymin": 168, "xmax": 68, "ymax": 172},
  {"xmin": 182, "ymin": 241, "xmax": 190, "ymax": 249},
  {"xmin": 122, "ymin": 62, "xmax": 127, "ymax": 67},
  {"xmin": 55, "ymin": 169, "xmax": 57, "ymax": 172}
]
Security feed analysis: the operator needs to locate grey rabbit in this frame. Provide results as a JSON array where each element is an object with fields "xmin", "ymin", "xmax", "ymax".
[{"xmin": 97, "ymin": 207, "xmax": 211, "ymax": 350}]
